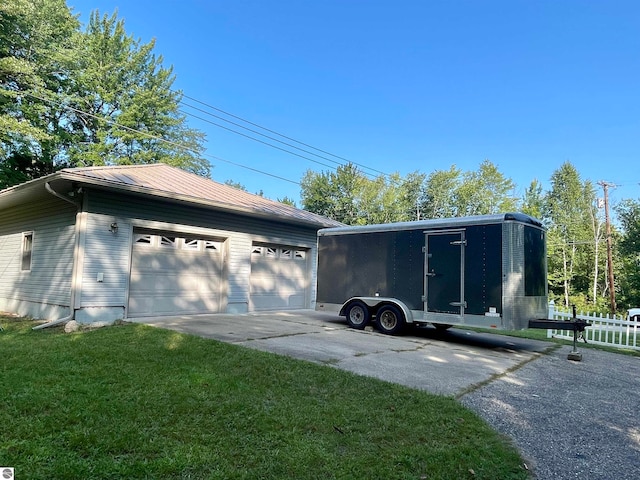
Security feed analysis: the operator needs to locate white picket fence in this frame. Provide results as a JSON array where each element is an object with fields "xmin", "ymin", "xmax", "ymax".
[{"xmin": 547, "ymin": 302, "xmax": 640, "ymax": 351}]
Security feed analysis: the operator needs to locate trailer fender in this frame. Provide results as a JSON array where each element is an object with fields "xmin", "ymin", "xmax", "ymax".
[{"xmin": 339, "ymin": 297, "xmax": 414, "ymax": 324}]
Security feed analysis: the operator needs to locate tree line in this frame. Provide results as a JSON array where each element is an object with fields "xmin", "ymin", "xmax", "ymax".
[{"xmin": 2, "ymin": 2, "xmax": 638, "ymax": 313}]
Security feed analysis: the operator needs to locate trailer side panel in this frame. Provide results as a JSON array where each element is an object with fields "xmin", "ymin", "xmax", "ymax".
[{"xmin": 317, "ymin": 229, "xmax": 424, "ymax": 309}]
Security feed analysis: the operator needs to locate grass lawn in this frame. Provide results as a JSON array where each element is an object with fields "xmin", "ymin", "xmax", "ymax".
[{"xmin": 1, "ymin": 316, "xmax": 529, "ymax": 479}]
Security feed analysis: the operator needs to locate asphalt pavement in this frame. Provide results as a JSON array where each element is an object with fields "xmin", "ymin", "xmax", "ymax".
[
  {"xmin": 130, "ymin": 309, "xmax": 640, "ymax": 479},
  {"xmin": 460, "ymin": 346, "xmax": 640, "ymax": 480}
]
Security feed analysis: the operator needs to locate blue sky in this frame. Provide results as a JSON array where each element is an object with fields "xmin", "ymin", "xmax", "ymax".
[{"xmin": 67, "ymin": 0, "xmax": 639, "ymax": 208}]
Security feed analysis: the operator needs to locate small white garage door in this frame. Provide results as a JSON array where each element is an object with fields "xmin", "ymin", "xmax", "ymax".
[
  {"xmin": 128, "ymin": 231, "xmax": 225, "ymax": 317},
  {"xmin": 250, "ymin": 244, "xmax": 309, "ymax": 311}
]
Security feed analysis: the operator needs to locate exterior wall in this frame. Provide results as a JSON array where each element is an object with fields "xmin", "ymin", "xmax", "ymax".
[
  {"xmin": 0, "ymin": 197, "xmax": 77, "ymax": 319},
  {"xmin": 83, "ymin": 189, "xmax": 319, "ymax": 316},
  {"xmin": 73, "ymin": 211, "xmax": 131, "ymax": 322}
]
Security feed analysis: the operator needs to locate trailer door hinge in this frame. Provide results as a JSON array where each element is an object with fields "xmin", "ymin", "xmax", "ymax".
[
  {"xmin": 450, "ymin": 240, "xmax": 467, "ymax": 246},
  {"xmin": 422, "ymin": 246, "xmax": 426, "ymax": 253}
]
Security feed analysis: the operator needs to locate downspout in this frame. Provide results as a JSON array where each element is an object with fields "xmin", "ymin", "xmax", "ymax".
[{"xmin": 33, "ymin": 183, "xmax": 82, "ymax": 330}]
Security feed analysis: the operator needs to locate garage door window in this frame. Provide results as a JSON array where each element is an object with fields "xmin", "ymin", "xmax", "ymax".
[
  {"xmin": 183, "ymin": 238, "xmax": 199, "ymax": 250},
  {"xmin": 252, "ymin": 245, "xmax": 305, "ymax": 260},
  {"xmin": 160, "ymin": 236, "xmax": 177, "ymax": 248},
  {"xmin": 134, "ymin": 233, "xmax": 223, "ymax": 252},
  {"xmin": 203, "ymin": 240, "xmax": 220, "ymax": 251},
  {"xmin": 134, "ymin": 234, "xmax": 153, "ymax": 246}
]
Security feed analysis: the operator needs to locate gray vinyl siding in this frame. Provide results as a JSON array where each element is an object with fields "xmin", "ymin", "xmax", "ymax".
[
  {"xmin": 84, "ymin": 189, "xmax": 319, "ymax": 312},
  {"xmin": 79, "ymin": 212, "xmax": 132, "ymax": 307},
  {"xmin": 0, "ymin": 198, "xmax": 76, "ymax": 312}
]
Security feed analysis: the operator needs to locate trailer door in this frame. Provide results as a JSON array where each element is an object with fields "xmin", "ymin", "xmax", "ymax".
[{"xmin": 424, "ymin": 231, "xmax": 465, "ymax": 315}]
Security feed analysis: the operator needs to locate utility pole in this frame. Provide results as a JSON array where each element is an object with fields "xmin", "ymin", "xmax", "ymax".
[{"xmin": 598, "ymin": 181, "xmax": 616, "ymax": 313}]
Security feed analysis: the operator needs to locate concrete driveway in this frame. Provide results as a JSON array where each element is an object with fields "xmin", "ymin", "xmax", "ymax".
[{"xmin": 129, "ymin": 309, "xmax": 553, "ymax": 396}]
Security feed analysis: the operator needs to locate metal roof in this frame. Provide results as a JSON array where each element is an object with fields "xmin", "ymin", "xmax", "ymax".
[
  {"xmin": 318, "ymin": 212, "xmax": 544, "ymax": 236},
  {"xmin": 0, "ymin": 163, "xmax": 343, "ymax": 229}
]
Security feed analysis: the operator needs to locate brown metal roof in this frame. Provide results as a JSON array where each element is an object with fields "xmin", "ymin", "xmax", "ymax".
[{"xmin": 58, "ymin": 163, "xmax": 342, "ymax": 228}]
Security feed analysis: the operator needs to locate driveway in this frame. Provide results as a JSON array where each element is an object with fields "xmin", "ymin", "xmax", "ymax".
[
  {"xmin": 130, "ymin": 309, "xmax": 552, "ymax": 396},
  {"xmin": 129, "ymin": 310, "xmax": 640, "ymax": 479}
]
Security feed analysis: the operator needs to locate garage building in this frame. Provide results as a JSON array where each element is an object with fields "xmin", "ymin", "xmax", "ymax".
[{"xmin": 0, "ymin": 164, "xmax": 341, "ymax": 324}]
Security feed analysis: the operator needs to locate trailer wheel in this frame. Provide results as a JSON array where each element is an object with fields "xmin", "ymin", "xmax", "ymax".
[
  {"xmin": 376, "ymin": 305, "xmax": 405, "ymax": 335},
  {"xmin": 345, "ymin": 301, "xmax": 371, "ymax": 329}
]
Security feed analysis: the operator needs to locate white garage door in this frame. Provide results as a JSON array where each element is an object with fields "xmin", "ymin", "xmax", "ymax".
[
  {"xmin": 250, "ymin": 244, "xmax": 309, "ymax": 311},
  {"xmin": 128, "ymin": 231, "xmax": 225, "ymax": 317}
]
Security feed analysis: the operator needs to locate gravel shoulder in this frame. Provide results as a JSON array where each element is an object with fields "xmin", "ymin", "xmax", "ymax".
[{"xmin": 460, "ymin": 347, "xmax": 640, "ymax": 480}]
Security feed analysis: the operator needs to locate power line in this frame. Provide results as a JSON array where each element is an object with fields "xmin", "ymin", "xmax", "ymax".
[
  {"xmin": 22, "ymin": 91, "xmax": 301, "ymax": 186},
  {"xmin": 179, "ymin": 108, "xmax": 340, "ymax": 171},
  {"xmin": 180, "ymin": 99, "xmax": 371, "ymax": 175},
  {"xmin": 180, "ymin": 93, "xmax": 392, "ymax": 178}
]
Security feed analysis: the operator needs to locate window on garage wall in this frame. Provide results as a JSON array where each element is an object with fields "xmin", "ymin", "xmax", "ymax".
[{"xmin": 21, "ymin": 231, "xmax": 33, "ymax": 271}]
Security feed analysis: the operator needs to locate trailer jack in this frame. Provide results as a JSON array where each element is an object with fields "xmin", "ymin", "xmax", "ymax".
[{"xmin": 528, "ymin": 306, "xmax": 591, "ymax": 362}]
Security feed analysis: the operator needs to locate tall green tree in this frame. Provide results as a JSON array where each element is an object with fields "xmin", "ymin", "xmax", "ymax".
[
  {"xmin": 301, "ymin": 163, "xmax": 363, "ymax": 224},
  {"xmin": 422, "ymin": 161, "xmax": 516, "ymax": 218},
  {"xmin": 0, "ymin": 0, "xmax": 79, "ymax": 188},
  {"xmin": 1, "ymin": 3, "xmax": 209, "ymax": 189},
  {"xmin": 544, "ymin": 162, "xmax": 597, "ymax": 307},
  {"xmin": 67, "ymin": 10, "xmax": 208, "ymax": 175},
  {"xmin": 521, "ymin": 179, "xmax": 545, "ymax": 220},
  {"xmin": 453, "ymin": 160, "xmax": 517, "ymax": 216},
  {"xmin": 615, "ymin": 199, "xmax": 640, "ymax": 308},
  {"xmin": 422, "ymin": 166, "xmax": 461, "ymax": 219}
]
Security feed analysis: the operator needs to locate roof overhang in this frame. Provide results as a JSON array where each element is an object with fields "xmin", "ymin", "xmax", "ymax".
[{"xmin": 0, "ymin": 171, "xmax": 340, "ymax": 229}]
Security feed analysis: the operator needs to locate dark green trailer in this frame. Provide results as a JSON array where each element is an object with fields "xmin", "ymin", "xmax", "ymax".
[{"xmin": 316, "ymin": 213, "xmax": 549, "ymax": 334}]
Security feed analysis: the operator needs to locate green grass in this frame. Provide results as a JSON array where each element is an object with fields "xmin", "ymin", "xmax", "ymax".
[{"xmin": 1, "ymin": 316, "xmax": 529, "ymax": 479}]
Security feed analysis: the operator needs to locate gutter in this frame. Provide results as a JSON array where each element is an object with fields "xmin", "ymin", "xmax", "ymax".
[{"xmin": 32, "ymin": 183, "xmax": 81, "ymax": 330}]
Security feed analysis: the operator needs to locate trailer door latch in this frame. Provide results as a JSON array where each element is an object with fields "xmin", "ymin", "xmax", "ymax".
[
  {"xmin": 449, "ymin": 240, "xmax": 467, "ymax": 246},
  {"xmin": 449, "ymin": 301, "xmax": 467, "ymax": 308}
]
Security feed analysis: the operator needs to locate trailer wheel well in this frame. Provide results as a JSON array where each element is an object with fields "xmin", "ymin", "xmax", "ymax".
[{"xmin": 340, "ymin": 297, "xmax": 413, "ymax": 325}]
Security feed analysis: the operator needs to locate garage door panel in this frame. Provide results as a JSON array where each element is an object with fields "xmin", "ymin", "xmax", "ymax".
[
  {"xmin": 250, "ymin": 244, "xmax": 309, "ymax": 311},
  {"xmin": 132, "ymin": 251, "xmax": 220, "ymax": 273},
  {"xmin": 251, "ymin": 293, "xmax": 305, "ymax": 310},
  {"xmin": 130, "ymin": 274, "xmax": 221, "ymax": 295},
  {"xmin": 128, "ymin": 231, "xmax": 225, "ymax": 317}
]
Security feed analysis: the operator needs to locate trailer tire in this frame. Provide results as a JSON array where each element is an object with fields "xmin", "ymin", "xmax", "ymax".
[
  {"xmin": 376, "ymin": 304, "xmax": 405, "ymax": 335},
  {"xmin": 345, "ymin": 301, "xmax": 371, "ymax": 329}
]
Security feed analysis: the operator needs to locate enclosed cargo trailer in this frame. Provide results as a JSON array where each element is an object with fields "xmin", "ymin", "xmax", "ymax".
[{"xmin": 316, "ymin": 213, "xmax": 549, "ymax": 334}]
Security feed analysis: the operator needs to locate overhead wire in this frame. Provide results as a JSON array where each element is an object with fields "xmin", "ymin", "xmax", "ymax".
[
  {"xmin": 180, "ymin": 93, "xmax": 392, "ymax": 178},
  {"xmin": 21, "ymin": 91, "xmax": 301, "ymax": 186},
  {"xmin": 23, "ymin": 48, "xmax": 396, "ymax": 184},
  {"xmin": 179, "ymin": 107, "xmax": 340, "ymax": 171}
]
